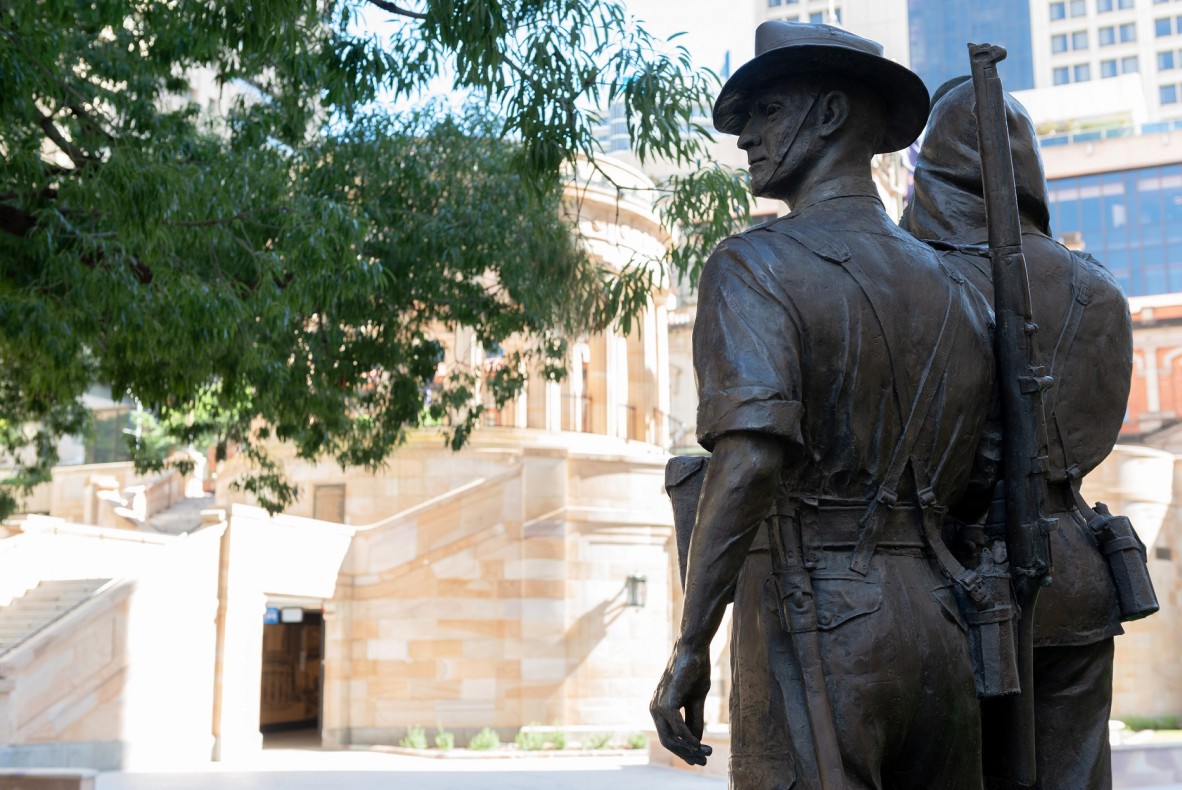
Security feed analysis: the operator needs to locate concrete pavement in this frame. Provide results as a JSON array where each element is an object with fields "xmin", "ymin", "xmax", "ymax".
[{"xmin": 95, "ymin": 749, "xmax": 727, "ymax": 790}]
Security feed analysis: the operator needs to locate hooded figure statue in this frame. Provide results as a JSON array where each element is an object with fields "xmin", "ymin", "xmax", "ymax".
[{"xmin": 902, "ymin": 78, "xmax": 1147, "ymax": 790}]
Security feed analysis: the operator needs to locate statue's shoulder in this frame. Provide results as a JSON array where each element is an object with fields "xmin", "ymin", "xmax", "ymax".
[
  {"xmin": 1045, "ymin": 242, "xmax": 1128, "ymax": 312},
  {"xmin": 738, "ymin": 214, "xmax": 854, "ymax": 266}
]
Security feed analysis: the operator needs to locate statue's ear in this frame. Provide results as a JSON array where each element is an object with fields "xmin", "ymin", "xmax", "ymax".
[{"xmin": 816, "ymin": 90, "xmax": 851, "ymax": 139}]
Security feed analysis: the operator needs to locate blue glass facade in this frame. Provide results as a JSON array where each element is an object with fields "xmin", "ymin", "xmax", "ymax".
[
  {"xmin": 908, "ymin": 0, "xmax": 1035, "ymax": 94},
  {"xmin": 1048, "ymin": 163, "xmax": 1182, "ymax": 296}
]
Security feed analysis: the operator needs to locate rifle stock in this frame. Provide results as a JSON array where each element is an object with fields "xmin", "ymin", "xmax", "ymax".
[{"xmin": 968, "ymin": 43, "xmax": 1057, "ymax": 787}]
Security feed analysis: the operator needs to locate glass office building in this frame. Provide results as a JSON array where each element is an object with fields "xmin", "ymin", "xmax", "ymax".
[
  {"xmin": 1049, "ymin": 163, "xmax": 1182, "ymax": 296},
  {"xmin": 908, "ymin": 0, "xmax": 1035, "ymax": 93}
]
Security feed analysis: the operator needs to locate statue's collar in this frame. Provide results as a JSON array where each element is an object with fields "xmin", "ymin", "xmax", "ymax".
[{"xmin": 788, "ymin": 191, "xmax": 883, "ymax": 215}]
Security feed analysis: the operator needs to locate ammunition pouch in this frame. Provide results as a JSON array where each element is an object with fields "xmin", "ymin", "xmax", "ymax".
[{"xmin": 1088, "ymin": 502, "xmax": 1160, "ymax": 622}]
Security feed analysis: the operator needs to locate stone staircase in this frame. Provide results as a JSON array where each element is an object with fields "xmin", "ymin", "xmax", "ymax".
[{"xmin": 0, "ymin": 579, "xmax": 112, "ymax": 655}]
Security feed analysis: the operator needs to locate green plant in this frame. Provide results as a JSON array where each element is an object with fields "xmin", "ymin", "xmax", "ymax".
[
  {"xmin": 586, "ymin": 732, "xmax": 612, "ymax": 750},
  {"xmin": 399, "ymin": 725, "xmax": 428, "ymax": 750},
  {"xmin": 434, "ymin": 728, "xmax": 454, "ymax": 751},
  {"xmin": 515, "ymin": 726, "xmax": 545, "ymax": 751},
  {"xmin": 548, "ymin": 730, "xmax": 567, "ymax": 750},
  {"xmin": 468, "ymin": 727, "xmax": 500, "ymax": 751},
  {"xmin": 1122, "ymin": 715, "xmax": 1182, "ymax": 731},
  {"xmin": 626, "ymin": 733, "xmax": 647, "ymax": 750}
]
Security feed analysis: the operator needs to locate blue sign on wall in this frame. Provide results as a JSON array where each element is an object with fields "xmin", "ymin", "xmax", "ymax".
[{"xmin": 264, "ymin": 606, "xmax": 280, "ymax": 625}]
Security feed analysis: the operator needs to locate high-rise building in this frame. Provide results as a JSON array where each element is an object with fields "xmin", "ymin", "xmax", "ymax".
[
  {"xmin": 1042, "ymin": 127, "xmax": 1182, "ymax": 296},
  {"xmin": 758, "ymin": 0, "xmax": 1034, "ymax": 92},
  {"xmin": 757, "ymin": 0, "xmax": 1182, "ymax": 121},
  {"xmin": 909, "ymin": 0, "xmax": 1035, "ymax": 91}
]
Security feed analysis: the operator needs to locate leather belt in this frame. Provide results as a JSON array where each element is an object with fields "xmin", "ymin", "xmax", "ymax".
[
  {"xmin": 796, "ymin": 504, "xmax": 927, "ymax": 551},
  {"xmin": 750, "ymin": 502, "xmax": 928, "ymax": 554}
]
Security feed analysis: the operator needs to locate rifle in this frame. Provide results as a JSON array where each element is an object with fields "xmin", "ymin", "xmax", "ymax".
[{"xmin": 969, "ymin": 43, "xmax": 1057, "ymax": 787}]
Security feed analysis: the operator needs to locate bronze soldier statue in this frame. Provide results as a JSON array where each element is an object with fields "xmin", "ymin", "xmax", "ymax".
[
  {"xmin": 650, "ymin": 22, "xmax": 1001, "ymax": 789},
  {"xmin": 901, "ymin": 76, "xmax": 1158, "ymax": 790}
]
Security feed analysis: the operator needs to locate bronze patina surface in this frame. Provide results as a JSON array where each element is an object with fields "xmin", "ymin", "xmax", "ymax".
[{"xmin": 651, "ymin": 21, "xmax": 996, "ymax": 790}]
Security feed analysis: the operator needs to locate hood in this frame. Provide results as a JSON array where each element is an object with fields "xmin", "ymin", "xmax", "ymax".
[{"xmin": 900, "ymin": 79, "xmax": 1051, "ymax": 242}]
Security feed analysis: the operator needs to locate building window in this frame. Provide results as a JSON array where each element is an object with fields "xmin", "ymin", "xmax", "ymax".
[
  {"xmin": 1158, "ymin": 17, "xmax": 1173, "ymax": 36},
  {"xmin": 1073, "ymin": 30, "xmax": 1090, "ymax": 48},
  {"xmin": 1053, "ymin": 33, "xmax": 1069, "ymax": 51},
  {"xmin": 833, "ymin": 7, "xmax": 842, "ymax": 23},
  {"xmin": 769, "ymin": 0, "xmax": 782, "ymax": 5},
  {"xmin": 1121, "ymin": 22, "xmax": 1137, "ymax": 41},
  {"xmin": 1069, "ymin": 0, "xmax": 1087, "ymax": 15},
  {"xmin": 1118, "ymin": 0, "xmax": 1134, "ymax": 7},
  {"xmin": 1161, "ymin": 84, "xmax": 1179, "ymax": 103},
  {"xmin": 1051, "ymin": 0, "xmax": 1067, "ymax": 17},
  {"xmin": 1054, "ymin": 66, "xmax": 1071, "ymax": 83},
  {"xmin": 1098, "ymin": 0, "xmax": 1114, "ymax": 10},
  {"xmin": 809, "ymin": 11, "xmax": 823, "ymax": 22},
  {"xmin": 1099, "ymin": 25, "xmax": 1116, "ymax": 44},
  {"xmin": 1161, "ymin": 50, "xmax": 1177, "ymax": 69},
  {"xmin": 1101, "ymin": 58, "xmax": 1119, "ymax": 76},
  {"xmin": 1074, "ymin": 63, "xmax": 1092, "ymax": 81},
  {"xmin": 1123, "ymin": 55, "xmax": 1139, "ymax": 72}
]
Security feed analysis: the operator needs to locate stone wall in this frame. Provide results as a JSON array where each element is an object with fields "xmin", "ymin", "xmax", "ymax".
[
  {"xmin": 0, "ymin": 522, "xmax": 222, "ymax": 770},
  {"xmin": 323, "ymin": 438, "xmax": 675, "ymax": 746}
]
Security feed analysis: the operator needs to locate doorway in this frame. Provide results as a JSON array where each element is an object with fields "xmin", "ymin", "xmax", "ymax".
[{"xmin": 259, "ymin": 602, "xmax": 323, "ymax": 741}]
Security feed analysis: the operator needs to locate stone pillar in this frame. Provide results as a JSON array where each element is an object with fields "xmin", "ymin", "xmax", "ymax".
[
  {"xmin": 586, "ymin": 334, "xmax": 609, "ymax": 436},
  {"xmin": 320, "ymin": 596, "xmax": 351, "ymax": 749},
  {"xmin": 545, "ymin": 380, "xmax": 562, "ymax": 433},
  {"xmin": 654, "ymin": 299, "xmax": 672, "ymax": 448},
  {"xmin": 211, "ymin": 524, "xmax": 266, "ymax": 761},
  {"xmin": 605, "ymin": 332, "xmax": 630, "ymax": 440},
  {"xmin": 526, "ymin": 370, "xmax": 548, "ymax": 430}
]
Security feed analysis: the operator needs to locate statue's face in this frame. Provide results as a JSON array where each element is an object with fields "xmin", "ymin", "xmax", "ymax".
[{"xmin": 738, "ymin": 83, "xmax": 818, "ymax": 200}]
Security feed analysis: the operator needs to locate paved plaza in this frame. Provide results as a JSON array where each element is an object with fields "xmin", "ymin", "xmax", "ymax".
[
  {"xmin": 95, "ymin": 748, "xmax": 726, "ymax": 790},
  {"xmin": 89, "ymin": 736, "xmax": 1182, "ymax": 790}
]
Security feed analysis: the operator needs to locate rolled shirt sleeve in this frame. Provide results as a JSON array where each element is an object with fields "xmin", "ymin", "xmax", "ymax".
[{"xmin": 694, "ymin": 237, "xmax": 805, "ymax": 453}]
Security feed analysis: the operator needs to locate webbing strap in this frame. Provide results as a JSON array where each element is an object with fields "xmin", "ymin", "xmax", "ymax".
[
  {"xmin": 838, "ymin": 258, "xmax": 964, "ymax": 575},
  {"xmin": 1046, "ymin": 251, "xmax": 1096, "ymax": 478}
]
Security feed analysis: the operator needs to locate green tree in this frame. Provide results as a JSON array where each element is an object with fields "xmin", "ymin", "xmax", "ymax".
[{"xmin": 0, "ymin": 0, "xmax": 748, "ymax": 516}]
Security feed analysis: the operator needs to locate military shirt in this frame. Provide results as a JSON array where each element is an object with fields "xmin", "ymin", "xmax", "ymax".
[{"xmin": 694, "ymin": 195, "xmax": 996, "ymax": 509}]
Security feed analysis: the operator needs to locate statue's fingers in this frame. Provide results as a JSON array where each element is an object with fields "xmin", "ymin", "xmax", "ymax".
[
  {"xmin": 651, "ymin": 703, "xmax": 709, "ymax": 766},
  {"xmin": 685, "ymin": 695, "xmax": 706, "ymax": 741}
]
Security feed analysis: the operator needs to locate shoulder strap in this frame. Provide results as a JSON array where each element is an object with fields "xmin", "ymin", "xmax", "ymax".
[
  {"xmin": 1047, "ymin": 250, "xmax": 1096, "ymax": 478},
  {"xmin": 839, "ymin": 257, "xmax": 965, "ymax": 575}
]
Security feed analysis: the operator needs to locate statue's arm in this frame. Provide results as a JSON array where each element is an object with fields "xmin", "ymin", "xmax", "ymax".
[
  {"xmin": 651, "ymin": 431, "xmax": 783, "ymax": 765},
  {"xmin": 652, "ymin": 236, "xmax": 799, "ymax": 765}
]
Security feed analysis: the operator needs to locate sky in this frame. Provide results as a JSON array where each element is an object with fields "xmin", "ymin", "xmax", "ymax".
[
  {"xmin": 622, "ymin": 0, "xmax": 756, "ymax": 78},
  {"xmin": 354, "ymin": 0, "xmax": 758, "ymax": 118}
]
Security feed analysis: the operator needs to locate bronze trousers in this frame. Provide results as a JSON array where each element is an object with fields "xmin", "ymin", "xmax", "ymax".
[{"xmin": 730, "ymin": 548, "xmax": 983, "ymax": 790}]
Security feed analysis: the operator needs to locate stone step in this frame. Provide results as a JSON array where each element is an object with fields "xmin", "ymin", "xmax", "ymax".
[
  {"xmin": 19, "ymin": 580, "xmax": 107, "ymax": 597},
  {"xmin": 0, "ymin": 579, "xmax": 111, "ymax": 655}
]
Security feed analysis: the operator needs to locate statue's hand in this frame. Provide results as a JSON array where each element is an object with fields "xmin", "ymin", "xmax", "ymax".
[{"xmin": 650, "ymin": 642, "xmax": 713, "ymax": 766}]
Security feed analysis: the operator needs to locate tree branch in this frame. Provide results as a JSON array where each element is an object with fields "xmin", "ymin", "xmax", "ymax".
[
  {"xmin": 66, "ymin": 102, "xmax": 114, "ymax": 142},
  {"xmin": 365, "ymin": 0, "xmax": 427, "ymax": 19},
  {"xmin": 37, "ymin": 112, "xmax": 91, "ymax": 169},
  {"xmin": 0, "ymin": 204, "xmax": 36, "ymax": 237}
]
